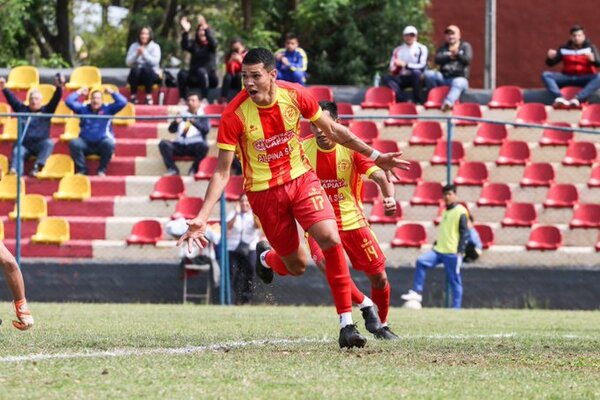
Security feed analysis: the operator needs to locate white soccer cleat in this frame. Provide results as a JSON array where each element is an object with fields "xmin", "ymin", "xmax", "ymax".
[
  {"xmin": 401, "ymin": 289, "xmax": 423, "ymax": 303},
  {"xmin": 403, "ymin": 299, "xmax": 423, "ymax": 309},
  {"xmin": 553, "ymin": 97, "xmax": 569, "ymax": 107},
  {"xmin": 12, "ymin": 301, "xmax": 34, "ymax": 331}
]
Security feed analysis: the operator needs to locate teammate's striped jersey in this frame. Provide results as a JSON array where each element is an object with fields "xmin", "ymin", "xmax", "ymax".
[
  {"xmin": 302, "ymin": 137, "xmax": 380, "ymax": 231},
  {"xmin": 217, "ymin": 80, "xmax": 322, "ymax": 192}
]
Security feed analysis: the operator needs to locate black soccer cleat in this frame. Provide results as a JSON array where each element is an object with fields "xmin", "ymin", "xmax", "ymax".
[
  {"xmin": 361, "ymin": 305, "xmax": 383, "ymax": 334},
  {"xmin": 339, "ymin": 324, "xmax": 367, "ymax": 349},
  {"xmin": 374, "ymin": 326, "xmax": 400, "ymax": 340},
  {"xmin": 255, "ymin": 240, "xmax": 274, "ymax": 284}
]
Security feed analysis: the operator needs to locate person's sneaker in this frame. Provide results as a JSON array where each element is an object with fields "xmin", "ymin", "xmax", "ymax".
[
  {"xmin": 570, "ymin": 98, "xmax": 581, "ymax": 108},
  {"xmin": 553, "ymin": 96, "xmax": 569, "ymax": 107},
  {"xmin": 255, "ymin": 240, "xmax": 274, "ymax": 284},
  {"xmin": 374, "ymin": 326, "xmax": 400, "ymax": 340},
  {"xmin": 165, "ymin": 168, "xmax": 179, "ymax": 176},
  {"xmin": 360, "ymin": 305, "xmax": 383, "ymax": 334},
  {"xmin": 130, "ymin": 95, "xmax": 138, "ymax": 105},
  {"xmin": 145, "ymin": 95, "xmax": 154, "ymax": 105},
  {"xmin": 338, "ymin": 324, "xmax": 367, "ymax": 349},
  {"xmin": 29, "ymin": 164, "xmax": 41, "ymax": 177},
  {"xmin": 441, "ymin": 102, "xmax": 453, "ymax": 112},
  {"xmin": 400, "ymin": 289, "xmax": 423, "ymax": 302},
  {"xmin": 12, "ymin": 301, "xmax": 34, "ymax": 331},
  {"xmin": 97, "ymin": 170, "xmax": 107, "ymax": 177}
]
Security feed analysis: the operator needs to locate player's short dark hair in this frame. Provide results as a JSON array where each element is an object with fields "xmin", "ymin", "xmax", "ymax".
[
  {"xmin": 442, "ymin": 184, "xmax": 457, "ymax": 193},
  {"xmin": 570, "ymin": 25, "xmax": 584, "ymax": 34},
  {"xmin": 242, "ymin": 48, "xmax": 276, "ymax": 71},
  {"xmin": 285, "ymin": 33, "xmax": 299, "ymax": 42},
  {"xmin": 319, "ymin": 101, "xmax": 338, "ymax": 120}
]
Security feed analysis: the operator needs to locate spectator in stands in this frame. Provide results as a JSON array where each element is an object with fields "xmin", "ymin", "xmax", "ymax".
[
  {"xmin": 0, "ymin": 73, "xmax": 64, "ymax": 177},
  {"xmin": 463, "ymin": 214, "xmax": 483, "ymax": 263},
  {"xmin": 401, "ymin": 184, "xmax": 468, "ymax": 309},
  {"xmin": 542, "ymin": 25, "xmax": 600, "ymax": 107},
  {"xmin": 424, "ymin": 25, "xmax": 472, "ymax": 112},
  {"xmin": 219, "ymin": 38, "xmax": 247, "ymax": 103},
  {"xmin": 227, "ymin": 193, "xmax": 261, "ymax": 305},
  {"xmin": 275, "ymin": 33, "xmax": 308, "ymax": 85},
  {"xmin": 177, "ymin": 15, "xmax": 218, "ymax": 102},
  {"xmin": 382, "ymin": 26, "xmax": 428, "ymax": 103},
  {"xmin": 159, "ymin": 92, "xmax": 209, "ymax": 176},
  {"xmin": 65, "ymin": 87, "xmax": 127, "ymax": 176},
  {"xmin": 125, "ymin": 26, "xmax": 162, "ymax": 105}
]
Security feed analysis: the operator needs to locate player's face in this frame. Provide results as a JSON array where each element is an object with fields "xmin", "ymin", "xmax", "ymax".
[
  {"xmin": 29, "ymin": 92, "xmax": 43, "ymax": 111},
  {"xmin": 443, "ymin": 190, "xmax": 457, "ymax": 206},
  {"xmin": 242, "ymin": 63, "xmax": 276, "ymax": 106},
  {"xmin": 311, "ymin": 110, "xmax": 335, "ymax": 149},
  {"xmin": 90, "ymin": 91, "xmax": 103, "ymax": 110}
]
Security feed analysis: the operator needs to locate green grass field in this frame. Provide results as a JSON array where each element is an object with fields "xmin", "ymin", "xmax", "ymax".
[{"xmin": 0, "ymin": 303, "xmax": 598, "ymax": 399}]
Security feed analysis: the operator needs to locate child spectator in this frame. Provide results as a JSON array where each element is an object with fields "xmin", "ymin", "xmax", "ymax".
[
  {"xmin": 275, "ymin": 33, "xmax": 308, "ymax": 85},
  {"xmin": 125, "ymin": 26, "xmax": 162, "ymax": 105}
]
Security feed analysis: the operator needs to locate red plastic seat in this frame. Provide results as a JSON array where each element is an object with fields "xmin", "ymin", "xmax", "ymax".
[
  {"xmin": 477, "ymin": 182, "xmax": 512, "ymax": 207},
  {"xmin": 424, "ymin": 86, "xmax": 450, "ymax": 109},
  {"xmin": 349, "ymin": 121, "xmax": 379, "ymax": 144},
  {"xmin": 337, "ymin": 102, "xmax": 354, "ymax": 126},
  {"xmin": 520, "ymin": 162, "xmax": 555, "ymax": 187},
  {"xmin": 560, "ymin": 86, "xmax": 582, "ymax": 100},
  {"xmin": 515, "ymin": 103, "xmax": 547, "ymax": 124},
  {"xmin": 194, "ymin": 156, "xmax": 218, "ymax": 180},
  {"xmin": 361, "ymin": 87, "xmax": 395, "ymax": 109},
  {"xmin": 361, "ymin": 180, "xmax": 380, "ymax": 204},
  {"xmin": 454, "ymin": 161, "xmax": 489, "ymax": 186},
  {"xmin": 501, "ymin": 202, "xmax": 537, "ymax": 227},
  {"xmin": 579, "ymin": 104, "xmax": 600, "ymax": 127},
  {"xmin": 431, "ymin": 141, "xmax": 465, "ymax": 165},
  {"xmin": 588, "ymin": 165, "xmax": 600, "ymax": 187},
  {"xmin": 596, "ymin": 233, "xmax": 600, "ymax": 252},
  {"xmin": 409, "ymin": 121, "xmax": 443, "ymax": 145},
  {"xmin": 410, "ymin": 181, "xmax": 443, "ymax": 205},
  {"xmin": 299, "ymin": 120, "xmax": 312, "ymax": 140},
  {"xmin": 384, "ymin": 103, "xmax": 417, "ymax": 126},
  {"xmin": 171, "ymin": 197, "xmax": 204, "ymax": 220},
  {"xmin": 526, "ymin": 225, "xmax": 562, "ymax": 250},
  {"xmin": 204, "ymin": 104, "xmax": 226, "ymax": 127},
  {"xmin": 570, "ymin": 203, "xmax": 600, "ymax": 228},
  {"xmin": 451, "ymin": 103, "xmax": 482, "ymax": 126},
  {"xmin": 391, "ymin": 160, "xmax": 422, "ymax": 184},
  {"xmin": 225, "ymin": 175, "xmax": 244, "ymax": 201},
  {"xmin": 371, "ymin": 139, "xmax": 400, "ymax": 153},
  {"xmin": 496, "ymin": 140, "xmax": 530, "ymax": 165},
  {"xmin": 474, "ymin": 123, "xmax": 508, "ymax": 146},
  {"xmin": 150, "ymin": 176, "xmax": 186, "ymax": 200},
  {"xmin": 127, "ymin": 220, "xmax": 163, "ymax": 245},
  {"xmin": 474, "ymin": 224, "xmax": 494, "ymax": 249},
  {"xmin": 391, "ymin": 223, "xmax": 427, "ymax": 248},
  {"xmin": 307, "ymin": 85, "xmax": 334, "ymax": 102},
  {"xmin": 539, "ymin": 122, "xmax": 573, "ymax": 146},
  {"xmin": 488, "ymin": 85, "xmax": 523, "ymax": 109},
  {"xmin": 562, "ymin": 141, "xmax": 598, "ymax": 166},
  {"xmin": 543, "ymin": 183, "xmax": 579, "ymax": 208},
  {"xmin": 368, "ymin": 199, "xmax": 402, "ymax": 224}
]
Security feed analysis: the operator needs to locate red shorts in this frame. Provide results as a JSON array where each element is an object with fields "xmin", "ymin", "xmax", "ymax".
[
  {"xmin": 247, "ymin": 171, "xmax": 336, "ymax": 256},
  {"xmin": 307, "ymin": 225, "xmax": 386, "ymax": 275}
]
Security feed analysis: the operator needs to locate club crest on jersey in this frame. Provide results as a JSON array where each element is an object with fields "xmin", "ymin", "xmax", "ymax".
[
  {"xmin": 283, "ymin": 105, "xmax": 300, "ymax": 124},
  {"xmin": 337, "ymin": 159, "xmax": 350, "ymax": 172}
]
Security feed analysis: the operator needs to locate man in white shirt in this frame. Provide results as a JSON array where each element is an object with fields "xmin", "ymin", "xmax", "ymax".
[{"xmin": 382, "ymin": 25, "xmax": 428, "ymax": 103}]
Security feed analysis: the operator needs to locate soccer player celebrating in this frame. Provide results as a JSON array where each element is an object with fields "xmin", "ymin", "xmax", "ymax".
[
  {"xmin": 303, "ymin": 101, "xmax": 399, "ymax": 340},
  {"xmin": 178, "ymin": 48, "xmax": 409, "ymax": 348}
]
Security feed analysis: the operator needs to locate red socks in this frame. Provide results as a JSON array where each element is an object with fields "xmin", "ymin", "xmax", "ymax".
[
  {"xmin": 322, "ymin": 244, "xmax": 353, "ymax": 314},
  {"xmin": 265, "ymin": 251, "xmax": 289, "ymax": 276},
  {"xmin": 371, "ymin": 281, "xmax": 390, "ymax": 324},
  {"xmin": 350, "ymin": 281, "xmax": 365, "ymax": 305}
]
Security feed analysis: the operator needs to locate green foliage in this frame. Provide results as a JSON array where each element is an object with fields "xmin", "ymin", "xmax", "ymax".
[
  {"xmin": 81, "ymin": 26, "xmax": 128, "ymax": 67},
  {"xmin": 39, "ymin": 53, "xmax": 71, "ymax": 68},
  {"xmin": 0, "ymin": 0, "xmax": 33, "ymax": 66}
]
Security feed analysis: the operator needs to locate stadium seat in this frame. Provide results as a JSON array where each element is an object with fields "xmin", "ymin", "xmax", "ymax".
[
  {"xmin": 409, "ymin": 121, "xmax": 443, "ymax": 145},
  {"xmin": 25, "ymin": 84, "xmax": 56, "ymax": 106},
  {"xmin": 371, "ymin": 139, "xmax": 400, "ymax": 153},
  {"xmin": 0, "ymin": 154, "xmax": 8, "ymax": 173},
  {"xmin": 579, "ymin": 104, "xmax": 600, "ymax": 127},
  {"xmin": 6, "ymin": 66, "xmax": 39, "ymax": 90},
  {"xmin": 368, "ymin": 198, "xmax": 402, "ymax": 224},
  {"xmin": 569, "ymin": 203, "xmax": 600, "ymax": 228},
  {"xmin": 59, "ymin": 118, "xmax": 80, "ymax": 142},
  {"xmin": 36, "ymin": 154, "xmax": 74, "ymax": 179},
  {"xmin": 477, "ymin": 182, "xmax": 511, "ymax": 207},
  {"xmin": 204, "ymin": 104, "xmax": 226, "ymax": 128},
  {"xmin": 474, "ymin": 123, "xmax": 508, "ymax": 146},
  {"xmin": 194, "ymin": 156, "xmax": 218, "ymax": 180},
  {"xmin": 0, "ymin": 118, "xmax": 18, "ymax": 141},
  {"xmin": 543, "ymin": 183, "xmax": 578, "ymax": 208},
  {"xmin": 0, "ymin": 175, "xmax": 24, "ymax": 200},
  {"xmin": 0, "ymin": 103, "xmax": 11, "ymax": 125},
  {"xmin": 424, "ymin": 86, "xmax": 451, "ymax": 109},
  {"xmin": 337, "ymin": 103, "xmax": 354, "ymax": 126},
  {"xmin": 307, "ymin": 86, "xmax": 334, "ymax": 102},
  {"xmin": 430, "ymin": 141, "xmax": 465, "ymax": 165},
  {"xmin": 31, "ymin": 217, "xmax": 70, "ymax": 244},
  {"xmin": 53, "ymin": 174, "xmax": 92, "ymax": 201},
  {"xmin": 539, "ymin": 122, "xmax": 573, "ymax": 146},
  {"xmin": 360, "ymin": 87, "xmax": 395, "ymax": 109},
  {"xmin": 66, "ymin": 66, "xmax": 102, "ymax": 90},
  {"xmin": 171, "ymin": 197, "xmax": 204, "ymax": 220},
  {"xmin": 596, "ymin": 233, "xmax": 600, "ymax": 252},
  {"xmin": 520, "ymin": 162, "xmax": 555, "ymax": 187},
  {"xmin": 349, "ymin": 121, "xmax": 379, "ymax": 144},
  {"xmin": 526, "ymin": 225, "xmax": 562, "ymax": 251},
  {"xmin": 488, "ymin": 85, "xmax": 523, "ymax": 109},
  {"xmin": 98, "ymin": 84, "xmax": 120, "ymax": 103},
  {"xmin": 299, "ymin": 120, "xmax": 312, "ymax": 140},
  {"xmin": 9, "ymin": 194, "xmax": 47, "ymax": 220},
  {"xmin": 150, "ymin": 176, "xmax": 186, "ymax": 200},
  {"xmin": 454, "ymin": 161, "xmax": 489, "ymax": 186},
  {"xmin": 410, "ymin": 181, "xmax": 443, "ymax": 205},
  {"xmin": 555, "ymin": 86, "xmax": 582, "ymax": 109},
  {"xmin": 588, "ymin": 165, "xmax": 600, "ymax": 187},
  {"xmin": 225, "ymin": 175, "xmax": 244, "ymax": 201},
  {"xmin": 474, "ymin": 224, "xmax": 494, "ymax": 249},
  {"xmin": 113, "ymin": 103, "xmax": 136, "ymax": 126},
  {"xmin": 391, "ymin": 223, "xmax": 427, "ymax": 248},
  {"xmin": 496, "ymin": 140, "xmax": 530, "ymax": 165},
  {"xmin": 391, "ymin": 160, "xmax": 422, "ymax": 184},
  {"xmin": 51, "ymin": 101, "xmax": 74, "ymax": 125},
  {"xmin": 384, "ymin": 103, "xmax": 418, "ymax": 126},
  {"xmin": 562, "ymin": 141, "xmax": 598, "ymax": 166},
  {"xmin": 126, "ymin": 219, "xmax": 163, "ymax": 245},
  {"xmin": 501, "ymin": 202, "xmax": 537, "ymax": 227},
  {"xmin": 361, "ymin": 180, "xmax": 379, "ymax": 204},
  {"xmin": 451, "ymin": 103, "xmax": 482, "ymax": 126},
  {"xmin": 515, "ymin": 103, "xmax": 547, "ymax": 124}
]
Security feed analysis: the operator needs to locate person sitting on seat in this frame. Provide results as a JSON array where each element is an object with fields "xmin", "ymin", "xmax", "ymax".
[
  {"xmin": 125, "ymin": 26, "xmax": 162, "ymax": 105},
  {"xmin": 275, "ymin": 33, "xmax": 308, "ymax": 85},
  {"xmin": 219, "ymin": 38, "xmax": 247, "ymax": 103}
]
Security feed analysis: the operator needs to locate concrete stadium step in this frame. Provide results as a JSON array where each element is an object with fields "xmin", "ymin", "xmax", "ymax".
[
  {"xmin": 0, "ymin": 176, "xmax": 126, "ymax": 198},
  {"xmin": 402, "ymin": 203, "xmax": 440, "ymax": 221},
  {"xmin": 547, "ymin": 108, "xmax": 583, "ymax": 125},
  {"xmin": 509, "ymin": 127, "xmax": 544, "ymax": 142},
  {"xmin": 123, "ymin": 176, "xmax": 208, "ymax": 197},
  {"xmin": 471, "ymin": 205, "xmax": 507, "ymax": 224},
  {"xmin": 554, "ymin": 165, "xmax": 591, "ymax": 184},
  {"xmin": 563, "ymin": 228, "xmax": 598, "ymax": 247},
  {"xmin": 538, "ymin": 208, "xmax": 573, "ymax": 225},
  {"xmin": 92, "ymin": 239, "xmax": 179, "ymax": 261},
  {"xmin": 511, "ymin": 187, "xmax": 548, "ymax": 203},
  {"xmin": 2, "ymin": 216, "xmax": 105, "ymax": 240},
  {"xmin": 452, "ymin": 126, "xmax": 478, "ymax": 142},
  {"xmin": 466, "ymin": 145, "xmax": 500, "ymax": 162},
  {"xmin": 464, "ymin": 245, "xmax": 597, "ymax": 267},
  {"xmin": 405, "ymin": 144, "xmax": 435, "ymax": 161},
  {"xmin": 493, "ymin": 226, "xmax": 534, "ymax": 245},
  {"xmin": 104, "ymin": 216, "xmax": 172, "ymax": 240},
  {"xmin": 394, "ymin": 183, "xmax": 418, "ymax": 202},
  {"xmin": 2, "ymin": 239, "xmax": 94, "ymax": 258},
  {"xmin": 134, "ymin": 105, "xmax": 170, "ymax": 117},
  {"xmin": 488, "ymin": 165, "xmax": 525, "ymax": 183},
  {"xmin": 113, "ymin": 197, "xmax": 179, "ymax": 218},
  {"xmin": 531, "ymin": 146, "xmax": 567, "ymax": 162},
  {"xmin": 481, "ymin": 108, "xmax": 517, "ymax": 123},
  {"xmin": 380, "ymin": 126, "xmax": 412, "ymax": 141},
  {"xmin": 49, "ymin": 140, "xmax": 148, "ymax": 157},
  {"xmin": 422, "ymin": 164, "xmax": 456, "ymax": 182},
  {"xmin": 580, "ymin": 187, "xmax": 600, "ymax": 203},
  {"xmin": 48, "ymin": 197, "xmax": 115, "ymax": 217},
  {"xmin": 573, "ymin": 130, "xmax": 600, "ymax": 143},
  {"xmin": 114, "ymin": 123, "xmax": 160, "ymax": 139}
]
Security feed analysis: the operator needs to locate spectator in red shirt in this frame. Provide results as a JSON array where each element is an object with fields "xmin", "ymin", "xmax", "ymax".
[{"xmin": 219, "ymin": 38, "xmax": 247, "ymax": 103}]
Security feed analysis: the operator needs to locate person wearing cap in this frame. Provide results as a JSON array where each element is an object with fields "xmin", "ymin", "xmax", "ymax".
[
  {"xmin": 401, "ymin": 184, "xmax": 468, "ymax": 309},
  {"xmin": 382, "ymin": 25, "xmax": 428, "ymax": 103},
  {"xmin": 424, "ymin": 25, "xmax": 472, "ymax": 111}
]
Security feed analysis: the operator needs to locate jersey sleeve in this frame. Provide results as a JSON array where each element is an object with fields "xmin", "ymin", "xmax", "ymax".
[
  {"xmin": 295, "ymin": 86, "xmax": 322, "ymax": 122},
  {"xmin": 217, "ymin": 111, "xmax": 244, "ymax": 152},
  {"xmin": 354, "ymin": 151, "xmax": 380, "ymax": 177}
]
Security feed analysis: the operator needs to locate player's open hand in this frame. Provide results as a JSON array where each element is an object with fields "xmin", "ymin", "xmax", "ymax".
[
  {"xmin": 375, "ymin": 151, "xmax": 411, "ymax": 181},
  {"xmin": 176, "ymin": 218, "xmax": 209, "ymax": 253}
]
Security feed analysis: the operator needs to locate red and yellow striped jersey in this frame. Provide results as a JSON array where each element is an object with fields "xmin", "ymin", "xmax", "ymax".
[
  {"xmin": 302, "ymin": 138, "xmax": 380, "ymax": 231},
  {"xmin": 217, "ymin": 81, "xmax": 322, "ymax": 192}
]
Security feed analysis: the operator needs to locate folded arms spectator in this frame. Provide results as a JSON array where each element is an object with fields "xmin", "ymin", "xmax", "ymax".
[{"xmin": 126, "ymin": 26, "xmax": 162, "ymax": 105}]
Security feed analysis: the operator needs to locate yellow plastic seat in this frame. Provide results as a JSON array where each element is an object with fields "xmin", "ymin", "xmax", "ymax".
[
  {"xmin": 25, "ymin": 84, "xmax": 56, "ymax": 106},
  {"xmin": 0, "ymin": 154, "xmax": 8, "ymax": 174},
  {"xmin": 59, "ymin": 118, "xmax": 80, "ymax": 142},
  {"xmin": 113, "ymin": 103, "xmax": 136, "ymax": 126},
  {"xmin": 0, "ymin": 118, "xmax": 18, "ymax": 141},
  {"xmin": 0, "ymin": 175, "xmax": 25, "ymax": 200},
  {"xmin": 51, "ymin": 101, "xmax": 74, "ymax": 125},
  {"xmin": 66, "ymin": 66, "xmax": 101, "ymax": 90},
  {"xmin": 36, "ymin": 154, "xmax": 74, "ymax": 179},
  {"xmin": 0, "ymin": 219, "xmax": 4, "ymax": 240},
  {"xmin": 0, "ymin": 103, "xmax": 11, "ymax": 125},
  {"xmin": 53, "ymin": 174, "xmax": 91, "ymax": 200},
  {"xmin": 31, "ymin": 217, "xmax": 70, "ymax": 244},
  {"xmin": 90, "ymin": 84, "xmax": 120, "ymax": 104},
  {"xmin": 6, "ymin": 66, "xmax": 39, "ymax": 90},
  {"xmin": 9, "ymin": 194, "xmax": 47, "ymax": 220}
]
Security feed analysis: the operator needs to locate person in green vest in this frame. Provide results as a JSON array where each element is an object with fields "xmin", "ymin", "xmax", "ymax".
[{"xmin": 401, "ymin": 184, "xmax": 468, "ymax": 308}]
